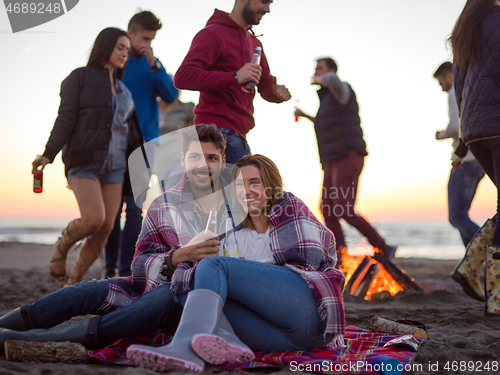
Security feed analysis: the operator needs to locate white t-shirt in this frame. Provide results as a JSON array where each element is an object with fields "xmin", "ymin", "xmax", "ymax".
[{"xmin": 219, "ymin": 227, "xmax": 274, "ymax": 263}]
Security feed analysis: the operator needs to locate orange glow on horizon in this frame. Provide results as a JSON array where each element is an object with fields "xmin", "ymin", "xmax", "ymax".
[{"xmin": 1, "ymin": 154, "xmax": 496, "ymax": 222}]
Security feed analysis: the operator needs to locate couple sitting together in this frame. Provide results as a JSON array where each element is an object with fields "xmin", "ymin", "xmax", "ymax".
[{"xmin": 0, "ymin": 124, "xmax": 345, "ymax": 372}]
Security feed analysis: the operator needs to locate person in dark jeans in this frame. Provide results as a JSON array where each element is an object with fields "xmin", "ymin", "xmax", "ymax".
[
  {"xmin": 105, "ymin": 11, "xmax": 178, "ymax": 278},
  {"xmin": 218, "ymin": 128, "xmax": 251, "ymax": 164},
  {"xmin": 434, "ymin": 62, "xmax": 485, "ymax": 248}
]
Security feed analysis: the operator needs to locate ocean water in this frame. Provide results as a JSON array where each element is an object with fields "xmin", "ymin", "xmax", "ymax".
[
  {"xmin": 0, "ymin": 218, "xmax": 72, "ymax": 245},
  {"xmin": 0, "ymin": 218, "xmax": 479, "ymax": 260},
  {"xmin": 343, "ymin": 220, "xmax": 471, "ymax": 260}
]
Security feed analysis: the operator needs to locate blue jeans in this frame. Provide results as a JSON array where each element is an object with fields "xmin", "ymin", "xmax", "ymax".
[
  {"xmin": 30, "ymin": 280, "xmax": 181, "ymax": 346},
  {"xmin": 470, "ymin": 138, "xmax": 500, "ymax": 246},
  {"xmin": 448, "ymin": 160, "xmax": 485, "ymax": 247},
  {"xmin": 191, "ymin": 257, "xmax": 332, "ymax": 351},
  {"xmin": 217, "ymin": 128, "xmax": 251, "ymax": 164},
  {"xmin": 105, "ymin": 195, "xmax": 143, "ymax": 277}
]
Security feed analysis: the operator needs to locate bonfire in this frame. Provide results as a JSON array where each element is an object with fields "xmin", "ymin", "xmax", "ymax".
[{"xmin": 338, "ymin": 246, "xmax": 422, "ymax": 300}]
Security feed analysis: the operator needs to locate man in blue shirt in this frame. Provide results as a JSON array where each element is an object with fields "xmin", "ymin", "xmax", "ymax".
[{"xmin": 105, "ymin": 11, "xmax": 178, "ymax": 278}]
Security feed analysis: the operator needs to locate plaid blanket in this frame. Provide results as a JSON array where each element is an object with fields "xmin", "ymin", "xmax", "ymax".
[
  {"xmin": 268, "ymin": 192, "xmax": 345, "ymax": 341},
  {"xmin": 89, "ymin": 326, "xmax": 421, "ymax": 374}
]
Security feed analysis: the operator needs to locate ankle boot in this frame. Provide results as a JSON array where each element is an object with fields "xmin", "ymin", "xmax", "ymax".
[
  {"xmin": 191, "ymin": 312, "xmax": 254, "ymax": 365},
  {"xmin": 485, "ymin": 245, "xmax": 500, "ymax": 315},
  {"xmin": 451, "ymin": 218, "xmax": 496, "ymax": 302},
  {"xmin": 50, "ymin": 219, "xmax": 83, "ymax": 283},
  {"xmin": 64, "ymin": 238, "xmax": 103, "ymax": 288},
  {"xmin": 0, "ymin": 305, "xmax": 35, "ymax": 331},
  {"xmin": 126, "ymin": 289, "xmax": 223, "ymax": 372},
  {"xmin": 0, "ymin": 316, "xmax": 101, "ymax": 355}
]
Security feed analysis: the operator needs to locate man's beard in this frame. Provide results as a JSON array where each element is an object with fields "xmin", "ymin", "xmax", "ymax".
[
  {"xmin": 187, "ymin": 170, "xmax": 219, "ymax": 195},
  {"xmin": 242, "ymin": 2, "xmax": 260, "ymax": 25}
]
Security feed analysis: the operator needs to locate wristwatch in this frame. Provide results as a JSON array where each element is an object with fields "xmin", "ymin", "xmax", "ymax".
[
  {"xmin": 151, "ymin": 60, "xmax": 162, "ymax": 72},
  {"xmin": 161, "ymin": 251, "xmax": 176, "ymax": 277}
]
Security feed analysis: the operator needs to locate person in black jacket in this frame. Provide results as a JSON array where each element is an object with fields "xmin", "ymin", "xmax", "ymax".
[
  {"xmin": 31, "ymin": 27, "xmax": 144, "ymax": 287},
  {"xmin": 450, "ymin": 0, "xmax": 500, "ymax": 305},
  {"xmin": 294, "ymin": 57, "xmax": 395, "ymax": 268}
]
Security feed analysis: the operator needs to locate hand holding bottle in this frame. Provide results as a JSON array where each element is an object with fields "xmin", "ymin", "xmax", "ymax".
[
  {"xmin": 185, "ymin": 230, "xmax": 219, "ymax": 247},
  {"xmin": 241, "ymin": 47, "xmax": 262, "ymax": 93},
  {"xmin": 172, "ymin": 231, "xmax": 221, "ymax": 266},
  {"xmin": 31, "ymin": 154, "xmax": 50, "ymax": 175},
  {"xmin": 237, "ymin": 63, "xmax": 262, "ymax": 87}
]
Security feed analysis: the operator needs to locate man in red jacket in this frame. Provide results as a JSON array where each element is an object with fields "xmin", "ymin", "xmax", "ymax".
[{"xmin": 174, "ymin": 0, "xmax": 291, "ymax": 164}]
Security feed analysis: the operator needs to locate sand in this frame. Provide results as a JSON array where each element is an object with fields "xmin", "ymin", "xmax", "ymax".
[{"xmin": 1, "ymin": 241, "xmax": 500, "ymax": 374}]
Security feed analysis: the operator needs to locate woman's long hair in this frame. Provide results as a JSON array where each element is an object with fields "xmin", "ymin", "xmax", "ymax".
[
  {"xmin": 87, "ymin": 27, "xmax": 128, "ymax": 79},
  {"xmin": 231, "ymin": 154, "xmax": 284, "ymax": 231},
  {"xmin": 450, "ymin": 0, "xmax": 496, "ymax": 69}
]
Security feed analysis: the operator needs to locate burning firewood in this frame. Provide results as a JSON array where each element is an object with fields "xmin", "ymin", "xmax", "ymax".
[
  {"xmin": 4, "ymin": 341, "xmax": 89, "ymax": 363},
  {"xmin": 344, "ymin": 256, "xmax": 371, "ymax": 295},
  {"xmin": 366, "ymin": 316, "xmax": 428, "ymax": 340},
  {"xmin": 352, "ymin": 263, "xmax": 380, "ymax": 299},
  {"xmin": 372, "ymin": 253, "xmax": 423, "ymax": 292}
]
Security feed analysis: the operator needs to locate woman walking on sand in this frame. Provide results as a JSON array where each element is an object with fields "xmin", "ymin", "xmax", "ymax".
[
  {"xmin": 32, "ymin": 27, "xmax": 143, "ymax": 287},
  {"xmin": 450, "ymin": 0, "xmax": 500, "ymax": 305}
]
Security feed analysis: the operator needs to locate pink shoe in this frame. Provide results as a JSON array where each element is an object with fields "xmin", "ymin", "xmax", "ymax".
[
  {"xmin": 191, "ymin": 333, "xmax": 255, "ymax": 365},
  {"xmin": 126, "ymin": 344, "xmax": 204, "ymax": 372}
]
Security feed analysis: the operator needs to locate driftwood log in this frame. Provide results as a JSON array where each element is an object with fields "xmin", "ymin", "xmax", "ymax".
[
  {"xmin": 366, "ymin": 316, "xmax": 428, "ymax": 339},
  {"xmin": 4, "ymin": 340, "xmax": 89, "ymax": 363},
  {"xmin": 373, "ymin": 253, "xmax": 423, "ymax": 292}
]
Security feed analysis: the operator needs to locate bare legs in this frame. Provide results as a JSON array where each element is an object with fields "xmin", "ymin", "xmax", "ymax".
[{"xmin": 50, "ymin": 177, "xmax": 123, "ymax": 286}]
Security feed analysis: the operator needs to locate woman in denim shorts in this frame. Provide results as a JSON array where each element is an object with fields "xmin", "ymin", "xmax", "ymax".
[{"xmin": 31, "ymin": 27, "xmax": 144, "ymax": 287}]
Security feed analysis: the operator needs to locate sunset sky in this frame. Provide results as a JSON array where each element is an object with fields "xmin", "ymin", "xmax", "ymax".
[{"xmin": 0, "ymin": 0, "xmax": 495, "ymax": 223}]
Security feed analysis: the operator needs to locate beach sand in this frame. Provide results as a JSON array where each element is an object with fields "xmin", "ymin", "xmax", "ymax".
[{"xmin": 1, "ymin": 241, "xmax": 500, "ymax": 374}]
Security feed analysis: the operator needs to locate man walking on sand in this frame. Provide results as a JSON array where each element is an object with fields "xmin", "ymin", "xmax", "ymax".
[
  {"xmin": 105, "ymin": 10, "xmax": 178, "ymax": 279},
  {"xmin": 295, "ymin": 57, "xmax": 395, "ymax": 266},
  {"xmin": 174, "ymin": 0, "xmax": 291, "ymax": 164},
  {"xmin": 434, "ymin": 61, "xmax": 484, "ymax": 248}
]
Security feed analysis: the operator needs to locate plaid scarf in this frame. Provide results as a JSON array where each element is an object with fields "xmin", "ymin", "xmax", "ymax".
[
  {"xmin": 100, "ymin": 175, "xmax": 191, "ymax": 313},
  {"xmin": 100, "ymin": 174, "xmax": 234, "ymax": 313},
  {"xmin": 100, "ymin": 184, "xmax": 345, "ymax": 345},
  {"xmin": 170, "ymin": 191, "xmax": 346, "ymax": 342},
  {"xmin": 268, "ymin": 192, "xmax": 345, "ymax": 342}
]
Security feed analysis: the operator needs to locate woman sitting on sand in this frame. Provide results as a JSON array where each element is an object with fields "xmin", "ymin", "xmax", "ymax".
[
  {"xmin": 126, "ymin": 154, "xmax": 346, "ymax": 372},
  {"xmin": 31, "ymin": 27, "xmax": 143, "ymax": 287},
  {"xmin": 0, "ymin": 154, "xmax": 345, "ymax": 368}
]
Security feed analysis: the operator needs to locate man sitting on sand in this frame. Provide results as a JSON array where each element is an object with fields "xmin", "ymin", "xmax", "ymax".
[{"xmin": 0, "ymin": 124, "xmax": 245, "ymax": 353}]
